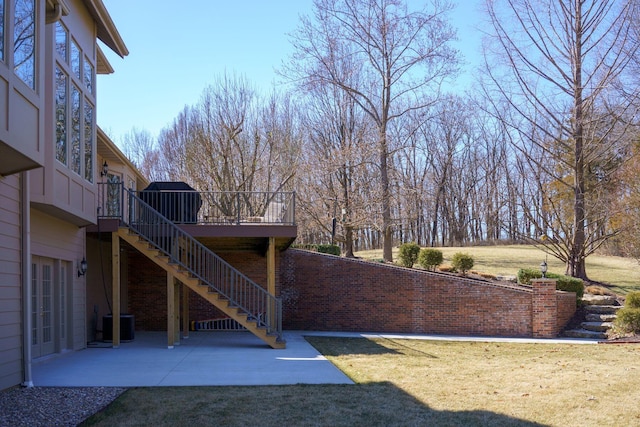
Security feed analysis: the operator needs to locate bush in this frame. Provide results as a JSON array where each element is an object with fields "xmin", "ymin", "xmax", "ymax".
[
  {"xmin": 292, "ymin": 244, "xmax": 341, "ymax": 256},
  {"xmin": 418, "ymin": 248, "xmax": 443, "ymax": 271},
  {"xmin": 612, "ymin": 308, "xmax": 640, "ymax": 335},
  {"xmin": 625, "ymin": 291, "xmax": 640, "ymax": 309},
  {"xmin": 516, "ymin": 268, "xmax": 584, "ymax": 300},
  {"xmin": 451, "ymin": 252, "xmax": 474, "ymax": 275},
  {"xmin": 398, "ymin": 242, "xmax": 421, "ymax": 268}
]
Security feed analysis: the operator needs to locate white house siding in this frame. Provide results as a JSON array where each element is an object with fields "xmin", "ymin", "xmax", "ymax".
[
  {"xmin": 31, "ymin": 209, "xmax": 86, "ymax": 351},
  {"xmin": 0, "ymin": 175, "xmax": 23, "ymax": 390}
]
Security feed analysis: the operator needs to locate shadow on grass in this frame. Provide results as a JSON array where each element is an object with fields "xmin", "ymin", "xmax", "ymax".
[
  {"xmin": 82, "ymin": 382, "xmax": 548, "ymax": 427},
  {"xmin": 306, "ymin": 336, "xmax": 438, "ymax": 358},
  {"xmin": 305, "ymin": 336, "xmax": 403, "ymax": 356}
]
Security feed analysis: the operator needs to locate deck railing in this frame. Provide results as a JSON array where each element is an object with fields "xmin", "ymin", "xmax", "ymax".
[{"xmin": 98, "ymin": 183, "xmax": 295, "ymax": 225}]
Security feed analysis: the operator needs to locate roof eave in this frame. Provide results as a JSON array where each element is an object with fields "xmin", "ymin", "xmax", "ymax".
[{"xmin": 83, "ymin": 0, "xmax": 129, "ymax": 58}]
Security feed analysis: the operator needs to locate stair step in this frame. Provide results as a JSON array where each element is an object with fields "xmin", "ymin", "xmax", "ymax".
[
  {"xmin": 581, "ymin": 321, "xmax": 613, "ymax": 332},
  {"xmin": 585, "ymin": 313, "xmax": 617, "ymax": 322},
  {"xmin": 584, "ymin": 305, "xmax": 621, "ymax": 315},
  {"xmin": 582, "ymin": 294, "xmax": 617, "ymax": 306},
  {"xmin": 563, "ymin": 329, "xmax": 607, "ymax": 340}
]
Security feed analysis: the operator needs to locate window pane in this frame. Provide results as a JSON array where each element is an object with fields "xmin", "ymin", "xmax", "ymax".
[
  {"xmin": 70, "ymin": 39, "xmax": 80, "ymax": 79},
  {"xmin": 55, "ymin": 67, "xmax": 67, "ymax": 164},
  {"xmin": 55, "ymin": 22, "xmax": 67, "ymax": 62},
  {"xmin": 71, "ymin": 85, "xmax": 80, "ymax": 175},
  {"xmin": 14, "ymin": 0, "xmax": 36, "ymax": 89},
  {"xmin": 31, "ymin": 263, "xmax": 37, "ymax": 345},
  {"xmin": 60, "ymin": 264, "xmax": 66, "ymax": 340},
  {"xmin": 84, "ymin": 57, "xmax": 93, "ymax": 94},
  {"xmin": 84, "ymin": 100, "xmax": 93, "ymax": 182},
  {"xmin": 0, "ymin": 1, "xmax": 4, "ymax": 61}
]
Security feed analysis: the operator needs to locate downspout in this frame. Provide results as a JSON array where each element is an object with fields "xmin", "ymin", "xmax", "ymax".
[{"xmin": 21, "ymin": 172, "xmax": 33, "ymax": 387}]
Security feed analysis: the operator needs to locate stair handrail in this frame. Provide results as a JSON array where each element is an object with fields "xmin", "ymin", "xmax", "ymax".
[{"xmin": 123, "ymin": 186, "xmax": 283, "ymax": 341}]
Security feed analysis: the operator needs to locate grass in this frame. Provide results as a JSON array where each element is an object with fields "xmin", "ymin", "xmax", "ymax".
[
  {"xmin": 355, "ymin": 245, "xmax": 640, "ymax": 294},
  {"xmin": 83, "ymin": 337, "xmax": 640, "ymax": 427}
]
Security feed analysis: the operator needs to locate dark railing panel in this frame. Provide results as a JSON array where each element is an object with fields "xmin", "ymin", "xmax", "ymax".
[
  {"xmin": 97, "ymin": 185, "xmax": 296, "ymax": 226},
  {"xmin": 109, "ymin": 185, "xmax": 283, "ymax": 340}
]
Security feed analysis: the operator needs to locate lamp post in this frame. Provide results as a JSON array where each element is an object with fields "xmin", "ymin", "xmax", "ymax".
[{"xmin": 540, "ymin": 259, "xmax": 548, "ymax": 278}]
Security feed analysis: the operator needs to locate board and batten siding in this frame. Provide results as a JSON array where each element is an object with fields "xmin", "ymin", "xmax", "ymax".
[
  {"xmin": 0, "ymin": 175, "xmax": 23, "ymax": 390},
  {"xmin": 31, "ymin": 209, "xmax": 86, "ymax": 351}
]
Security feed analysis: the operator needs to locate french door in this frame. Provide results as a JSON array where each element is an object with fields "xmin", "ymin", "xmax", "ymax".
[{"xmin": 31, "ymin": 256, "xmax": 70, "ymax": 358}]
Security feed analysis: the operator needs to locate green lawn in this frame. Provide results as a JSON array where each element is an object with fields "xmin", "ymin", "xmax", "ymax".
[
  {"xmin": 355, "ymin": 245, "xmax": 640, "ymax": 294},
  {"xmin": 83, "ymin": 337, "xmax": 640, "ymax": 427}
]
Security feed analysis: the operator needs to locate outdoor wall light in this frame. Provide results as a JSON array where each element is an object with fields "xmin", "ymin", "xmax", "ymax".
[
  {"xmin": 540, "ymin": 259, "xmax": 548, "ymax": 278},
  {"xmin": 78, "ymin": 257, "xmax": 88, "ymax": 277},
  {"xmin": 100, "ymin": 161, "xmax": 109, "ymax": 177}
]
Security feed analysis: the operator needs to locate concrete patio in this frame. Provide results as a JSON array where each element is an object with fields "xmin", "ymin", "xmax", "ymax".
[{"xmin": 32, "ymin": 331, "xmax": 353, "ymax": 387}]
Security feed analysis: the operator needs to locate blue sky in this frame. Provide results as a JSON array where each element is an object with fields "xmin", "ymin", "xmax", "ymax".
[{"xmin": 97, "ymin": 0, "xmax": 483, "ymax": 145}]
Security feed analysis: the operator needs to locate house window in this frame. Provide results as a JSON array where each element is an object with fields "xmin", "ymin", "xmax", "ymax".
[
  {"xmin": 0, "ymin": 0, "xmax": 4, "ymax": 61},
  {"xmin": 84, "ymin": 100, "xmax": 93, "ymax": 182},
  {"xmin": 70, "ymin": 84, "xmax": 80, "ymax": 174},
  {"xmin": 13, "ymin": 0, "xmax": 36, "ymax": 89},
  {"xmin": 55, "ymin": 67, "xmax": 67, "ymax": 164},
  {"xmin": 70, "ymin": 38, "xmax": 80, "ymax": 79},
  {"xmin": 55, "ymin": 21, "xmax": 66, "ymax": 62},
  {"xmin": 83, "ymin": 55, "xmax": 93, "ymax": 94},
  {"xmin": 54, "ymin": 24, "xmax": 95, "ymax": 182}
]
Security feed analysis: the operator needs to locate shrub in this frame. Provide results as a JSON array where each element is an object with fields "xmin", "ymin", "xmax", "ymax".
[
  {"xmin": 398, "ymin": 242, "xmax": 421, "ymax": 268},
  {"xmin": 516, "ymin": 268, "xmax": 584, "ymax": 300},
  {"xmin": 625, "ymin": 291, "xmax": 640, "ymax": 309},
  {"xmin": 292, "ymin": 244, "xmax": 341, "ymax": 256},
  {"xmin": 418, "ymin": 248, "xmax": 443, "ymax": 271},
  {"xmin": 316, "ymin": 244, "xmax": 341, "ymax": 256},
  {"xmin": 451, "ymin": 252, "xmax": 474, "ymax": 275},
  {"xmin": 612, "ymin": 308, "xmax": 640, "ymax": 335}
]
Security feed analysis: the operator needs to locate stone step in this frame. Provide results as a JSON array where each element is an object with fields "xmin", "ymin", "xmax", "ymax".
[
  {"xmin": 563, "ymin": 329, "xmax": 607, "ymax": 340},
  {"xmin": 581, "ymin": 321, "xmax": 613, "ymax": 332},
  {"xmin": 584, "ymin": 305, "xmax": 621, "ymax": 315},
  {"xmin": 585, "ymin": 313, "xmax": 617, "ymax": 322},
  {"xmin": 582, "ymin": 294, "xmax": 618, "ymax": 306}
]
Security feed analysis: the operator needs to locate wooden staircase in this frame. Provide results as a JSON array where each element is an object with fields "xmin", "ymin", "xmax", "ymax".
[{"xmin": 118, "ymin": 227, "xmax": 285, "ymax": 349}]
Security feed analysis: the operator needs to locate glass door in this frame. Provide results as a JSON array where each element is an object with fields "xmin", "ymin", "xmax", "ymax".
[{"xmin": 31, "ymin": 257, "xmax": 55, "ymax": 358}]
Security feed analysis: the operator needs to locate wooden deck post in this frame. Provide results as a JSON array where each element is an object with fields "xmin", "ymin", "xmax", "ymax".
[
  {"xmin": 267, "ymin": 237, "xmax": 276, "ymax": 330},
  {"xmin": 167, "ymin": 273, "xmax": 175, "ymax": 348},
  {"xmin": 173, "ymin": 281, "xmax": 181, "ymax": 343},
  {"xmin": 182, "ymin": 284, "xmax": 190, "ymax": 339},
  {"xmin": 111, "ymin": 232, "xmax": 121, "ymax": 348}
]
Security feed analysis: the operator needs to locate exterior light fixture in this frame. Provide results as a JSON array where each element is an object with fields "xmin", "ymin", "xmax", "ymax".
[
  {"xmin": 540, "ymin": 259, "xmax": 548, "ymax": 278},
  {"xmin": 78, "ymin": 257, "xmax": 88, "ymax": 277},
  {"xmin": 100, "ymin": 161, "xmax": 109, "ymax": 177}
]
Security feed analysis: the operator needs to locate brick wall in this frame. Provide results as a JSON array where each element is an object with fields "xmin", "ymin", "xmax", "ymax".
[
  {"xmin": 127, "ymin": 249, "xmax": 276, "ymax": 331},
  {"xmin": 127, "ymin": 246, "xmax": 576, "ymax": 338},
  {"xmin": 281, "ymin": 250, "xmax": 576, "ymax": 338}
]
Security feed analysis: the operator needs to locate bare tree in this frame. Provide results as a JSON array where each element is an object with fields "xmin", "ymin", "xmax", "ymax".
[
  {"xmin": 297, "ymin": 73, "xmax": 377, "ymax": 256},
  {"xmin": 122, "ymin": 128, "xmax": 165, "ymax": 182},
  {"xmin": 483, "ymin": 0, "xmax": 640, "ymax": 279},
  {"xmin": 285, "ymin": 0, "xmax": 459, "ymax": 262}
]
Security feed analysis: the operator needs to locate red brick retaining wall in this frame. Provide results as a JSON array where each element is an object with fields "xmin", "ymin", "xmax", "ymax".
[
  {"xmin": 127, "ymin": 247, "xmax": 575, "ymax": 337},
  {"xmin": 280, "ymin": 250, "xmax": 576, "ymax": 338}
]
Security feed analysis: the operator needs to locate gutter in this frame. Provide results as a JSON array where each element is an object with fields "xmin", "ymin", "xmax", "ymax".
[{"xmin": 21, "ymin": 172, "xmax": 33, "ymax": 387}]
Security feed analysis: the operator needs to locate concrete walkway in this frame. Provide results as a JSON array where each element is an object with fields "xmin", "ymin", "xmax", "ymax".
[{"xmin": 32, "ymin": 331, "xmax": 597, "ymax": 387}]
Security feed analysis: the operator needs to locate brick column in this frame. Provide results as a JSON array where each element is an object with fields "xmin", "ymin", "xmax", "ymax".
[{"xmin": 532, "ymin": 279, "xmax": 558, "ymax": 338}]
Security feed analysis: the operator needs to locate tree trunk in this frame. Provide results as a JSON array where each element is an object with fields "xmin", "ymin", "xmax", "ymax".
[{"xmin": 381, "ymin": 139, "xmax": 393, "ymax": 262}]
